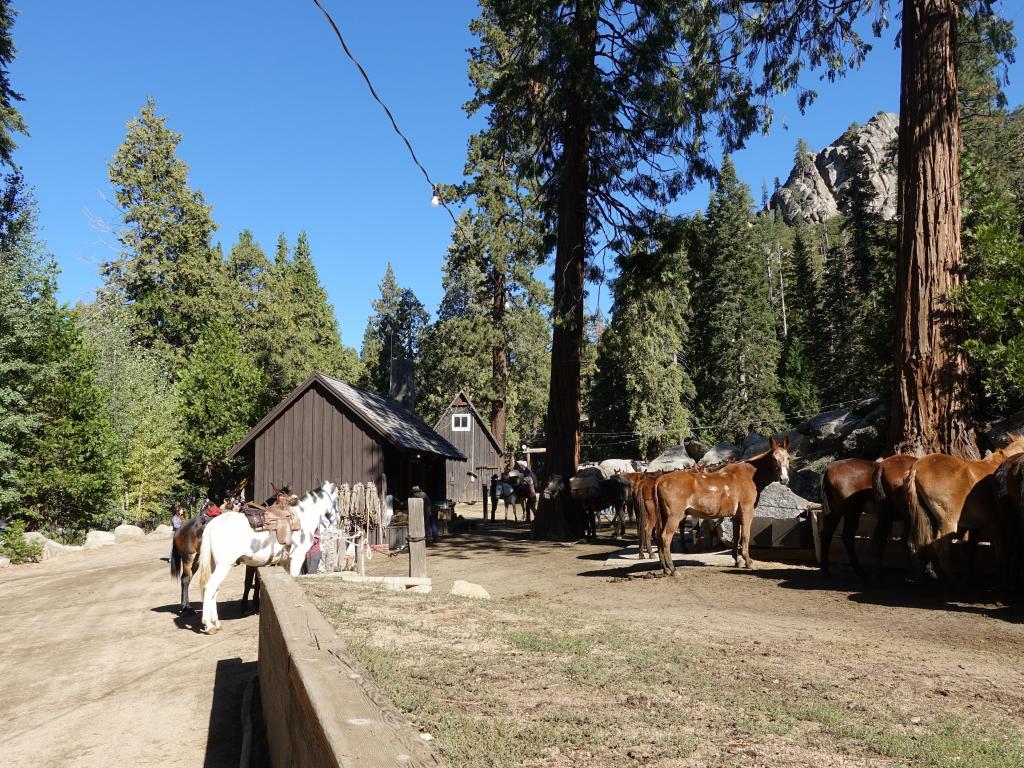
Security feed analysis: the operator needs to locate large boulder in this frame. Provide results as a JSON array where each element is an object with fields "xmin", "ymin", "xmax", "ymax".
[
  {"xmin": 979, "ymin": 409, "xmax": 1024, "ymax": 451},
  {"xmin": 841, "ymin": 424, "xmax": 884, "ymax": 458},
  {"xmin": 84, "ymin": 530, "xmax": 116, "ymax": 549},
  {"xmin": 699, "ymin": 442, "xmax": 741, "ymax": 466},
  {"xmin": 684, "ymin": 439, "xmax": 711, "ymax": 462},
  {"xmin": 799, "ymin": 408, "xmax": 860, "ymax": 447},
  {"xmin": 41, "ymin": 539, "xmax": 82, "ymax": 561},
  {"xmin": 598, "ymin": 459, "xmax": 636, "ymax": 476},
  {"xmin": 22, "ymin": 531, "xmax": 48, "ymax": 544},
  {"xmin": 0, "ymin": 555, "xmax": 10, "ymax": 568},
  {"xmin": 450, "ymin": 580, "xmax": 491, "ymax": 600},
  {"xmin": 146, "ymin": 524, "xmax": 174, "ymax": 540},
  {"xmin": 113, "ymin": 524, "xmax": 145, "ymax": 543},
  {"xmin": 647, "ymin": 445, "xmax": 696, "ymax": 472},
  {"xmin": 789, "ymin": 467, "xmax": 824, "ymax": 503}
]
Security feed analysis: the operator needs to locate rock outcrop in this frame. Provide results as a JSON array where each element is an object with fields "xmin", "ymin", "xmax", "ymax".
[{"xmin": 770, "ymin": 112, "xmax": 897, "ymax": 225}]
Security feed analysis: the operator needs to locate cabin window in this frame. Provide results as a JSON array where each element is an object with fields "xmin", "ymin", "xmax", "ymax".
[{"xmin": 452, "ymin": 414, "xmax": 470, "ymax": 431}]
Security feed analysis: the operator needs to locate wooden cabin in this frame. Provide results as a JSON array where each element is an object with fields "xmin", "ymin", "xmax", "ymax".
[
  {"xmin": 433, "ymin": 391, "xmax": 504, "ymax": 503},
  {"xmin": 228, "ymin": 373, "xmax": 465, "ymax": 504}
]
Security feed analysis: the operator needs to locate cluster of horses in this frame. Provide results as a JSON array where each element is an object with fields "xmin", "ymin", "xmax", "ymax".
[
  {"xmin": 820, "ymin": 433, "xmax": 1024, "ymax": 587},
  {"xmin": 170, "ymin": 481, "xmax": 341, "ymax": 634},
  {"xmin": 542, "ymin": 436, "xmax": 793, "ymax": 575}
]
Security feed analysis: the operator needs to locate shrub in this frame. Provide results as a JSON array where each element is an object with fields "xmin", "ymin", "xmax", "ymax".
[{"xmin": 0, "ymin": 520, "xmax": 44, "ymax": 563}]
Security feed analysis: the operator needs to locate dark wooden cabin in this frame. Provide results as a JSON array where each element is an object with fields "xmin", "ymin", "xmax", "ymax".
[
  {"xmin": 228, "ymin": 373, "xmax": 465, "ymax": 504},
  {"xmin": 433, "ymin": 391, "xmax": 504, "ymax": 503}
]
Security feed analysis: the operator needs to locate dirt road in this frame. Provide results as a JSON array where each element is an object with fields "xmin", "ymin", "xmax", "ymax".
[{"xmin": 0, "ymin": 538, "xmax": 257, "ymax": 768}]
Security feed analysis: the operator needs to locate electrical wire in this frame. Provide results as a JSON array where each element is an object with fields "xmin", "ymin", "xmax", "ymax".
[{"xmin": 311, "ymin": 0, "xmax": 461, "ymax": 229}]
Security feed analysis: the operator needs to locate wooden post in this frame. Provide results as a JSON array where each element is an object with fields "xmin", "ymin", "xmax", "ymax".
[{"xmin": 408, "ymin": 498, "xmax": 426, "ymax": 578}]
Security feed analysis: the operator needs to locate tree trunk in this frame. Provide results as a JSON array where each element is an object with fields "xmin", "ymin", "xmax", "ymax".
[
  {"xmin": 890, "ymin": 0, "xmax": 977, "ymax": 457},
  {"xmin": 490, "ymin": 267, "xmax": 508, "ymax": 454},
  {"xmin": 533, "ymin": 1, "xmax": 596, "ymax": 540}
]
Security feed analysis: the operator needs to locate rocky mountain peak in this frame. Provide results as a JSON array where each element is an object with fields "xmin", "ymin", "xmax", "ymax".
[{"xmin": 769, "ymin": 111, "xmax": 898, "ymax": 225}]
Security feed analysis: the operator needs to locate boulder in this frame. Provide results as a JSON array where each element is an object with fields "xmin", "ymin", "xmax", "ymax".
[
  {"xmin": 684, "ymin": 439, "xmax": 711, "ymax": 462},
  {"xmin": 699, "ymin": 442, "xmax": 741, "ymax": 466},
  {"xmin": 598, "ymin": 459, "xmax": 636, "ymax": 476},
  {"xmin": 789, "ymin": 467, "xmax": 824, "ymax": 503},
  {"xmin": 113, "ymin": 524, "xmax": 145, "ymax": 543},
  {"xmin": 22, "ymin": 531, "xmax": 48, "ymax": 544},
  {"xmin": 782, "ymin": 429, "xmax": 807, "ymax": 457},
  {"xmin": 41, "ymin": 540, "xmax": 82, "ymax": 561},
  {"xmin": 740, "ymin": 432, "xmax": 769, "ymax": 460},
  {"xmin": 449, "ymin": 580, "xmax": 491, "ymax": 600},
  {"xmin": 0, "ymin": 555, "xmax": 10, "ymax": 568},
  {"xmin": 146, "ymin": 524, "xmax": 173, "ymax": 540},
  {"xmin": 852, "ymin": 396, "xmax": 883, "ymax": 416},
  {"xmin": 84, "ymin": 530, "xmax": 116, "ymax": 549},
  {"xmin": 719, "ymin": 482, "xmax": 810, "ymax": 545},
  {"xmin": 648, "ymin": 445, "xmax": 696, "ymax": 472},
  {"xmin": 979, "ymin": 409, "xmax": 1024, "ymax": 451},
  {"xmin": 841, "ymin": 424, "xmax": 884, "ymax": 458},
  {"xmin": 800, "ymin": 408, "xmax": 859, "ymax": 446}
]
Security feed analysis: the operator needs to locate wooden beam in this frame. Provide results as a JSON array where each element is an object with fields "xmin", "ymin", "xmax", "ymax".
[{"xmin": 408, "ymin": 498, "xmax": 427, "ymax": 579}]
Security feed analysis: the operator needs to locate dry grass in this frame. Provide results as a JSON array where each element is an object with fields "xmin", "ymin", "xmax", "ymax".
[{"xmin": 304, "ymin": 578, "xmax": 1024, "ymax": 768}]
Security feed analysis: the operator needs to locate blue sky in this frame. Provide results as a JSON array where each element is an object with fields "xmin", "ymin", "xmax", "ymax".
[{"xmin": 12, "ymin": 2, "xmax": 1024, "ymax": 347}]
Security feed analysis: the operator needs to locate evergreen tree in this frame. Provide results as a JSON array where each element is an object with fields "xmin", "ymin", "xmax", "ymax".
[
  {"xmin": 777, "ymin": 227, "xmax": 822, "ymax": 417},
  {"xmin": 589, "ymin": 219, "xmax": 694, "ymax": 458},
  {"xmin": 359, "ymin": 264, "xmax": 428, "ymax": 397},
  {"xmin": 0, "ymin": 1, "xmax": 26, "ymax": 168},
  {"xmin": 694, "ymin": 158, "xmax": 781, "ymax": 441},
  {"xmin": 103, "ymin": 98, "xmax": 226, "ymax": 370},
  {"xmin": 176, "ymin": 319, "xmax": 266, "ymax": 498}
]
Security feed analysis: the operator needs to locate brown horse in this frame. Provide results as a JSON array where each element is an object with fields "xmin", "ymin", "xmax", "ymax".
[
  {"xmin": 905, "ymin": 434, "xmax": 1024, "ymax": 583},
  {"xmin": 819, "ymin": 458, "xmax": 878, "ymax": 580},
  {"xmin": 654, "ymin": 436, "xmax": 790, "ymax": 575},
  {"xmin": 170, "ymin": 485, "xmax": 294, "ymax": 614},
  {"xmin": 818, "ymin": 454, "xmax": 917, "ymax": 581}
]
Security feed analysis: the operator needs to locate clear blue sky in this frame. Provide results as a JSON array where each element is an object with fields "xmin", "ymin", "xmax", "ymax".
[{"xmin": 11, "ymin": 2, "xmax": 1024, "ymax": 346}]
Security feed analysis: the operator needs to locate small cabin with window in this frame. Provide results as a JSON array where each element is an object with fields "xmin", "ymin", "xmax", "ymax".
[
  {"xmin": 228, "ymin": 372, "xmax": 465, "ymax": 505},
  {"xmin": 433, "ymin": 391, "xmax": 504, "ymax": 503}
]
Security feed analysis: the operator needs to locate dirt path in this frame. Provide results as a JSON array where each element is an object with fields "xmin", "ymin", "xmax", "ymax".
[{"xmin": 0, "ymin": 538, "xmax": 258, "ymax": 768}]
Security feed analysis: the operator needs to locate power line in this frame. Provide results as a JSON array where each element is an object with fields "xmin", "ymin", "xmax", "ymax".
[{"xmin": 311, "ymin": 0, "xmax": 461, "ymax": 229}]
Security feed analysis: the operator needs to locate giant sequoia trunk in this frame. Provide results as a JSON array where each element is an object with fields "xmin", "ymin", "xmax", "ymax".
[
  {"xmin": 490, "ymin": 267, "xmax": 508, "ymax": 453},
  {"xmin": 890, "ymin": 0, "xmax": 977, "ymax": 458},
  {"xmin": 533, "ymin": 1, "xmax": 596, "ymax": 539}
]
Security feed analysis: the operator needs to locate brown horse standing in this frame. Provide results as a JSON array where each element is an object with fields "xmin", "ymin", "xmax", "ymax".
[
  {"xmin": 871, "ymin": 454, "xmax": 918, "ymax": 574},
  {"xmin": 629, "ymin": 472, "xmax": 665, "ymax": 558},
  {"xmin": 654, "ymin": 436, "xmax": 790, "ymax": 575},
  {"xmin": 905, "ymin": 434, "xmax": 1024, "ymax": 583}
]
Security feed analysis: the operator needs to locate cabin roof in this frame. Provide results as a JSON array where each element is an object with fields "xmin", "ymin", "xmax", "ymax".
[
  {"xmin": 228, "ymin": 372, "xmax": 466, "ymax": 461},
  {"xmin": 436, "ymin": 390, "xmax": 504, "ymax": 456}
]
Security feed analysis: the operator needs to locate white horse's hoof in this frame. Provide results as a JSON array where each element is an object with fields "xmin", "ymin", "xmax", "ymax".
[{"xmin": 202, "ymin": 623, "xmax": 220, "ymax": 635}]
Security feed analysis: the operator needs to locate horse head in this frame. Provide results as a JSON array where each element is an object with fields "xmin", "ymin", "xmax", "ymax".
[
  {"xmin": 768, "ymin": 434, "xmax": 791, "ymax": 485},
  {"xmin": 541, "ymin": 474, "xmax": 565, "ymax": 500}
]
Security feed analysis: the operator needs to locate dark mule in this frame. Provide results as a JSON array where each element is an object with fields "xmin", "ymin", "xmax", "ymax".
[
  {"xmin": 996, "ymin": 453, "xmax": 1024, "ymax": 591},
  {"xmin": 575, "ymin": 473, "xmax": 631, "ymax": 540},
  {"xmin": 654, "ymin": 436, "xmax": 790, "ymax": 575}
]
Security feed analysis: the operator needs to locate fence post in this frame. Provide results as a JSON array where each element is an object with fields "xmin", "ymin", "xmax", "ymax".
[{"xmin": 407, "ymin": 497, "xmax": 427, "ymax": 578}]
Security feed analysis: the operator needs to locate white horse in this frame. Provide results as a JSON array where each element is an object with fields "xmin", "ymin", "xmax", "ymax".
[{"xmin": 196, "ymin": 481, "xmax": 339, "ymax": 634}]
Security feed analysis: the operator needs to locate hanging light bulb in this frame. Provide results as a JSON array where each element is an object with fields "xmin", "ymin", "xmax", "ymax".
[{"xmin": 431, "ymin": 185, "xmax": 441, "ymax": 207}]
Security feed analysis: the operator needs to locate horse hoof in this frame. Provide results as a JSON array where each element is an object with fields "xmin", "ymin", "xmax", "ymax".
[{"xmin": 203, "ymin": 625, "xmax": 219, "ymax": 635}]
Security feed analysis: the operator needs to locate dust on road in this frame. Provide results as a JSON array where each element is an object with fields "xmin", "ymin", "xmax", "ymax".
[{"xmin": 0, "ymin": 538, "xmax": 257, "ymax": 768}]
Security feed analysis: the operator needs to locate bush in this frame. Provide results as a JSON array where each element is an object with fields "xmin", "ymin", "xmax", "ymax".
[{"xmin": 0, "ymin": 520, "xmax": 44, "ymax": 563}]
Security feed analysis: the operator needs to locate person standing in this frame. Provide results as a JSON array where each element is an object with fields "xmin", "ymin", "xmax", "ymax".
[
  {"xmin": 488, "ymin": 474, "xmax": 499, "ymax": 522},
  {"xmin": 303, "ymin": 528, "xmax": 322, "ymax": 575}
]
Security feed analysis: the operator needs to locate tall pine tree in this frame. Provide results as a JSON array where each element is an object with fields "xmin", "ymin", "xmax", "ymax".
[{"xmin": 359, "ymin": 264, "xmax": 428, "ymax": 397}]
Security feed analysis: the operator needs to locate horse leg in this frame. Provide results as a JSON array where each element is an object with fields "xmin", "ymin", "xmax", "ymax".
[
  {"xmin": 871, "ymin": 510, "xmax": 894, "ymax": 587},
  {"xmin": 615, "ymin": 501, "xmax": 626, "ymax": 538},
  {"xmin": 732, "ymin": 514, "xmax": 741, "ymax": 567},
  {"xmin": 201, "ymin": 562, "xmax": 232, "ymax": 634},
  {"xmin": 180, "ymin": 552, "xmax": 197, "ymax": 614},
  {"xmin": 253, "ymin": 570, "xmax": 261, "ymax": 613},
  {"xmin": 739, "ymin": 506, "xmax": 754, "ymax": 568},
  {"xmin": 841, "ymin": 507, "xmax": 866, "ymax": 582},
  {"xmin": 819, "ymin": 502, "xmax": 844, "ymax": 578},
  {"xmin": 241, "ymin": 566, "xmax": 254, "ymax": 614},
  {"xmin": 659, "ymin": 513, "xmax": 681, "ymax": 575}
]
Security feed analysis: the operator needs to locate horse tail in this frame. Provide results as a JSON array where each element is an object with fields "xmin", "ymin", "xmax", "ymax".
[
  {"xmin": 872, "ymin": 460, "xmax": 887, "ymax": 505},
  {"xmin": 197, "ymin": 525, "xmax": 214, "ymax": 595},
  {"xmin": 904, "ymin": 463, "xmax": 934, "ymax": 555},
  {"xmin": 170, "ymin": 535, "xmax": 182, "ymax": 579}
]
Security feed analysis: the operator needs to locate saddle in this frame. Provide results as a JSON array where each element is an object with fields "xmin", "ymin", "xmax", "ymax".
[{"xmin": 241, "ymin": 501, "xmax": 300, "ymax": 547}]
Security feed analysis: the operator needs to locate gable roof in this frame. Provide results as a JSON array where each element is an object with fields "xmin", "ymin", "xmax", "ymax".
[
  {"xmin": 228, "ymin": 373, "xmax": 465, "ymax": 461},
  {"xmin": 436, "ymin": 390, "xmax": 504, "ymax": 456}
]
